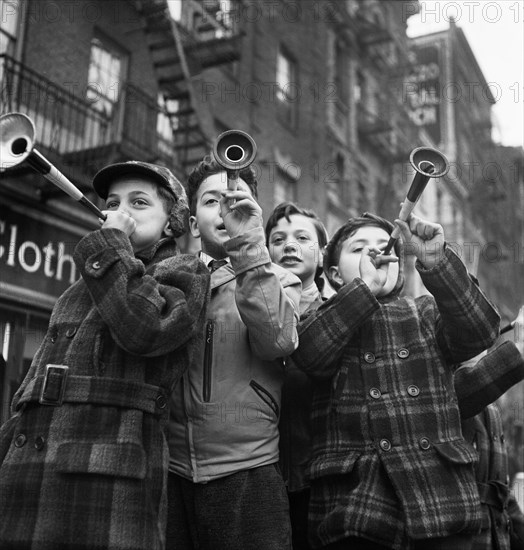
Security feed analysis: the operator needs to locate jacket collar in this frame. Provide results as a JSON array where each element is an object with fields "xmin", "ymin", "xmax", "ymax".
[
  {"xmin": 136, "ymin": 238, "xmax": 178, "ymax": 266},
  {"xmin": 198, "ymin": 251, "xmax": 236, "ymax": 290}
]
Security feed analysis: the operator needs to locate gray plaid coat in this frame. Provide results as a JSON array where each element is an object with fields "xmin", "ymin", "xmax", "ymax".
[
  {"xmin": 457, "ymin": 342, "xmax": 524, "ymax": 550},
  {"xmin": 292, "ymin": 246, "xmax": 500, "ymax": 549},
  {"xmin": 0, "ymin": 229, "xmax": 209, "ymax": 550}
]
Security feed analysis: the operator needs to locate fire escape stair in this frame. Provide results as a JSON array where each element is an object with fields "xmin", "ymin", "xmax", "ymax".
[{"xmin": 134, "ymin": 0, "xmax": 243, "ymax": 174}]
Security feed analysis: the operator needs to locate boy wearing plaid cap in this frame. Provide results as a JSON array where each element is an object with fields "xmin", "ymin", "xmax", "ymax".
[{"xmin": 0, "ymin": 161, "xmax": 209, "ymax": 550}]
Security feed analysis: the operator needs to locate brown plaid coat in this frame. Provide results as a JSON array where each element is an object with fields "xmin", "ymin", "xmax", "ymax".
[
  {"xmin": 291, "ymin": 246, "xmax": 500, "ymax": 549},
  {"xmin": 0, "ymin": 229, "xmax": 209, "ymax": 550}
]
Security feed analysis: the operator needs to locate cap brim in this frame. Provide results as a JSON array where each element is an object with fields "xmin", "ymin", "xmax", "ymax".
[{"xmin": 92, "ymin": 162, "xmax": 169, "ymax": 199}]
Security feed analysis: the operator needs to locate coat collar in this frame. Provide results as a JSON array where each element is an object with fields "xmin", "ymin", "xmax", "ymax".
[{"xmin": 136, "ymin": 238, "xmax": 178, "ymax": 266}]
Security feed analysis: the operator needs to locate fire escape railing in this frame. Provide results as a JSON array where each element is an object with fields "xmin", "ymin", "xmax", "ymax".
[{"xmin": 0, "ymin": 54, "xmax": 177, "ymax": 172}]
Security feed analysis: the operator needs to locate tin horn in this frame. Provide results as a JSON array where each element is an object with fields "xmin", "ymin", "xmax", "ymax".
[
  {"xmin": 0, "ymin": 112, "xmax": 106, "ymax": 219},
  {"xmin": 212, "ymin": 129, "xmax": 257, "ymax": 191},
  {"xmin": 383, "ymin": 146, "xmax": 450, "ymax": 255}
]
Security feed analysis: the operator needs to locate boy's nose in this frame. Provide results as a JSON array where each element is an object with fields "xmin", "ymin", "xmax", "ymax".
[{"xmin": 284, "ymin": 241, "xmax": 298, "ymax": 253}]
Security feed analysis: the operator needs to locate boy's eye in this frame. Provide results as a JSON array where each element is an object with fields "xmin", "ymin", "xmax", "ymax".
[
  {"xmin": 106, "ymin": 201, "xmax": 119, "ymax": 209},
  {"xmin": 297, "ymin": 235, "xmax": 310, "ymax": 242},
  {"xmin": 133, "ymin": 198, "xmax": 148, "ymax": 206},
  {"xmin": 205, "ymin": 198, "xmax": 218, "ymax": 205},
  {"xmin": 352, "ymin": 247, "xmax": 363, "ymax": 253},
  {"xmin": 271, "ymin": 237, "xmax": 284, "ymax": 245}
]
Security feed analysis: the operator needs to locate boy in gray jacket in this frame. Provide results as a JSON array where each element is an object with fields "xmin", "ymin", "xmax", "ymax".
[{"xmin": 166, "ymin": 156, "xmax": 301, "ymax": 550}]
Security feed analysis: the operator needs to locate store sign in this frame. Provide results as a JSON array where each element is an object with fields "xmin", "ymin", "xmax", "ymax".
[
  {"xmin": 0, "ymin": 206, "xmax": 81, "ymax": 300},
  {"xmin": 406, "ymin": 44, "xmax": 442, "ymax": 145}
]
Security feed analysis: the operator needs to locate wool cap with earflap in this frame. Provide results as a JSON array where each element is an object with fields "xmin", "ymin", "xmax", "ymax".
[{"xmin": 92, "ymin": 161, "xmax": 190, "ymax": 237}]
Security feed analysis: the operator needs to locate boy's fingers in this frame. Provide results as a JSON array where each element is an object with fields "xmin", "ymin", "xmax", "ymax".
[
  {"xmin": 375, "ymin": 255, "xmax": 399, "ymax": 267},
  {"xmin": 394, "ymin": 219, "xmax": 411, "ymax": 241},
  {"xmin": 221, "ymin": 190, "xmax": 253, "ymax": 201}
]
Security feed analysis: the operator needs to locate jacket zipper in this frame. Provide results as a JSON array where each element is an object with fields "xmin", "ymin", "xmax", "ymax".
[{"xmin": 203, "ymin": 320, "xmax": 214, "ymax": 403}]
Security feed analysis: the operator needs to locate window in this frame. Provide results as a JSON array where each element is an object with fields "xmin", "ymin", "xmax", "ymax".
[
  {"xmin": 357, "ymin": 179, "xmax": 367, "ymax": 213},
  {"xmin": 0, "ymin": 0, "xmax": 21, "ymax": 56},
  {"xmin": 334, "ymin": 40, "xmax": 348, "ymax": 102},
  {"xmin": 276, "ymin": 48, "xmax": 298, "ymax": 129},
  {"xmin": 274, "ymin": 178, "xmax": 296, "ymax": 205},
  {"xmin": 86, "ymin": 34, "xmax": 127, "ymax": 117},
  {"xmin": 355, "ymin": 70, "xmax": 365, "ymax": 104},
  {"xmin": 168, "ymin": 1, "xmax": 182, "ymax": 21},
  {"xmin": 157, "ymin": 94, "xmax": 178, "ymax": 139}
]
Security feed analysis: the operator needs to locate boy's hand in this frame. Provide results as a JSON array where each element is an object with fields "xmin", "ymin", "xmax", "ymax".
[
  {"xmin": 360, "ymin": 246, "xmax": 398, "ymax": 296},
  {"xmin": 219, "ymin": 190, "xmax": 263, "ymax": 238},
  {"xmin": 99, "ymin": 210, "xmax": 136, "ymax": 236},
  {"xmin": 395, "ymin": 213, "xmax": 445, "ymax": 269}
]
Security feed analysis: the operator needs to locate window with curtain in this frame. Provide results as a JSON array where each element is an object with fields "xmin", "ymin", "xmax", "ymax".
[
  {"xmin": 86, "ymin": 34, "xmax": 127, "ymax": 117},
  {"xmin": 276, "ymin": 48, "xmax": 298, "ymax": 129},
  {"xmin": 0, "ymin": 0, "xmax": 21, "ymax": 56}
]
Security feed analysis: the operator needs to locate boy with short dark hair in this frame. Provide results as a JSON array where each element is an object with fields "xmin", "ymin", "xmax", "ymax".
[
  {"xmin": 166, "ymin": 157, "xmax": 301, "ymax": 549},
  {"xmin": 292, "ymin": 211, "xmax": 500, "ymax": 550},
  {"xmin": 0, "ymin": 161, "xmax": 210, "ymax": 550},
  {"xmin": 266, "ymin": 201, "xmax": 329, "ymax": 550}
]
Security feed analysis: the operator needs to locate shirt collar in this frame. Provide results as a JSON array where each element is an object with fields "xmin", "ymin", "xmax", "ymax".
[{"xmin": 200, "ymin": 251, "xmax": 230, "ymax": 270}]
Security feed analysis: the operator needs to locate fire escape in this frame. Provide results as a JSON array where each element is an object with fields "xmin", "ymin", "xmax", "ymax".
[
  {"xmin": 134, "ymin": 0, "xmax": 244, "ymax": 176},
  {"xmin": 354, "ymin": 1, "xmax": 420, "ymax": 162}
]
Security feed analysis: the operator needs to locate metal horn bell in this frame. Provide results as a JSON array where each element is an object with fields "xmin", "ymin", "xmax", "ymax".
[
  {"xmin": 0, "ymin": 112, "xmax": 36, "ymax": 171},
  {"xmin": 212, "ymin": 129, "xmax": 257, "ymax": 193},
  {"xmin": 213, "ymin": 129, "xmax": 257, "ymax": 172},
  {"xmin": 410, "ymin": 146, "xmax": 450, "ymax": 180},
  {"xmin": 0, "ymin": 111, "xmax": 106, "ymax": 219}
]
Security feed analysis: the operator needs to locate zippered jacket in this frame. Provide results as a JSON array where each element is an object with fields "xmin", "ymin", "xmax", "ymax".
[{"xmin": 168, "ymin": 227, "xmax": 301, "ymax": 483}]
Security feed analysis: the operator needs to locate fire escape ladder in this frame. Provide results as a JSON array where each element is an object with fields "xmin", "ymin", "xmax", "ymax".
[
  {"xmin": 136, "ymin": 0, "xmax": 244, "ymax": 174},
  {"xmin": 168, "ymin": 14, "xmax": 215, "ymax": 170}
]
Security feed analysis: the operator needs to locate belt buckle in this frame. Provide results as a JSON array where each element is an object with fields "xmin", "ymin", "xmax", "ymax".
[{"xmin": 39, "ymin": 364, "xmax": 69, "ymax": 406}]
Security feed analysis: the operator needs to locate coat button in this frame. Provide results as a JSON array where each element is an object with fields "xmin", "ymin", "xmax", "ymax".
[
  {"xmin": 419, "ymin": 437, "xmax": 431, "ymax": 450},
  {"xmin": 65, "ymin": 327, "xmax": 77, "ymax": 338},
  {"xmin": 369, "ymin": 388, "xmax": 381, "ymax": 399},
  {"xmin": 364, "ymin": 352, "xmax": 376, "ymax": 363},
  {"xmin": 34, "ymin": 436, "xmax": 45, "ymax": 451},
  {"xmin": 397, "ymin": 348, "xmax": 409, "ymax": 359},
  {"xmin": 407, "ymin": 385, "xmax": 420, "ymax": 397},
  {"xmin": 379, "ymin": 439, "xmax": 392, "ymax": 452},
  {"xmin": 14, "ymin": 434, "xmax": 27, "ymax": 447},
  {"xmin": 156, "ymin": 395, "xmax": 167, "ymax": 409},
  {"xmin": 92, "ymin": 261, "xmax": 101, "ymax": 270}
]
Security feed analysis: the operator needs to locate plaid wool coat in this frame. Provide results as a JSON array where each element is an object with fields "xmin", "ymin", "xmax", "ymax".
[
  {"xmin": 462, "ymin": 405, "xmax": 524, "ymax": 550},
  {"xmin": 291, "ymin": 246, "xmax": 500, "ymax": 549},
  {"xmin": 0, "ymin": 228, "xmax": 209, "ymax": 550},
  {"xmin": 456, "ymin": 342, "xmax": 524, "ymax": 550}
]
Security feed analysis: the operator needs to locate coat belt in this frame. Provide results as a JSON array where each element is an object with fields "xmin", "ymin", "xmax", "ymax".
[
  {"xmin": 477, "ymin": 481, "xmax": 510, "ymax": 510},
  {"xmin": 17, "ymin": 373, "xmax": 167, "ymax": 415}
]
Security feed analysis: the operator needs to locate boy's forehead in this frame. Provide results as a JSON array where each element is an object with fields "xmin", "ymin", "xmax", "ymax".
[
  {"xmin": 345, "ymin": 225, "xmax": 390, "ymax": 243},
  {"xmin": 198, "ymin": 172, "xmax": 251, "ymax": 196},
  {"xmin": 273, "ymin": 214, "xmax": 317, "ymax": 234}
]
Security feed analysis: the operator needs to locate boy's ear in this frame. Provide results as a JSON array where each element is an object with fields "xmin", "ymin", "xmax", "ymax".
[
  {"xmin": 163, "ymin": 221, "xmax": 174, "ymax": 237},
  {"xmin": 189, "ymin": 215, "xmax": 200, "ymax": 239},
  {"xmin": 328, "ymin": 265, "xmax": 343, "ymax": 287},
  {"xmin": 318, "ymin": 245, "xmax": 326, "ymax": 268}
]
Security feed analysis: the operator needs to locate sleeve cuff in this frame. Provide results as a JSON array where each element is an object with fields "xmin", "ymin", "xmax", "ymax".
[
  {"xmin": 224, "ymin": 226, "xmax": 271, "ymax": 275},
  {"xmin": 74, "ymin": 229, "xmax": 133, "ymax": 278}
]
